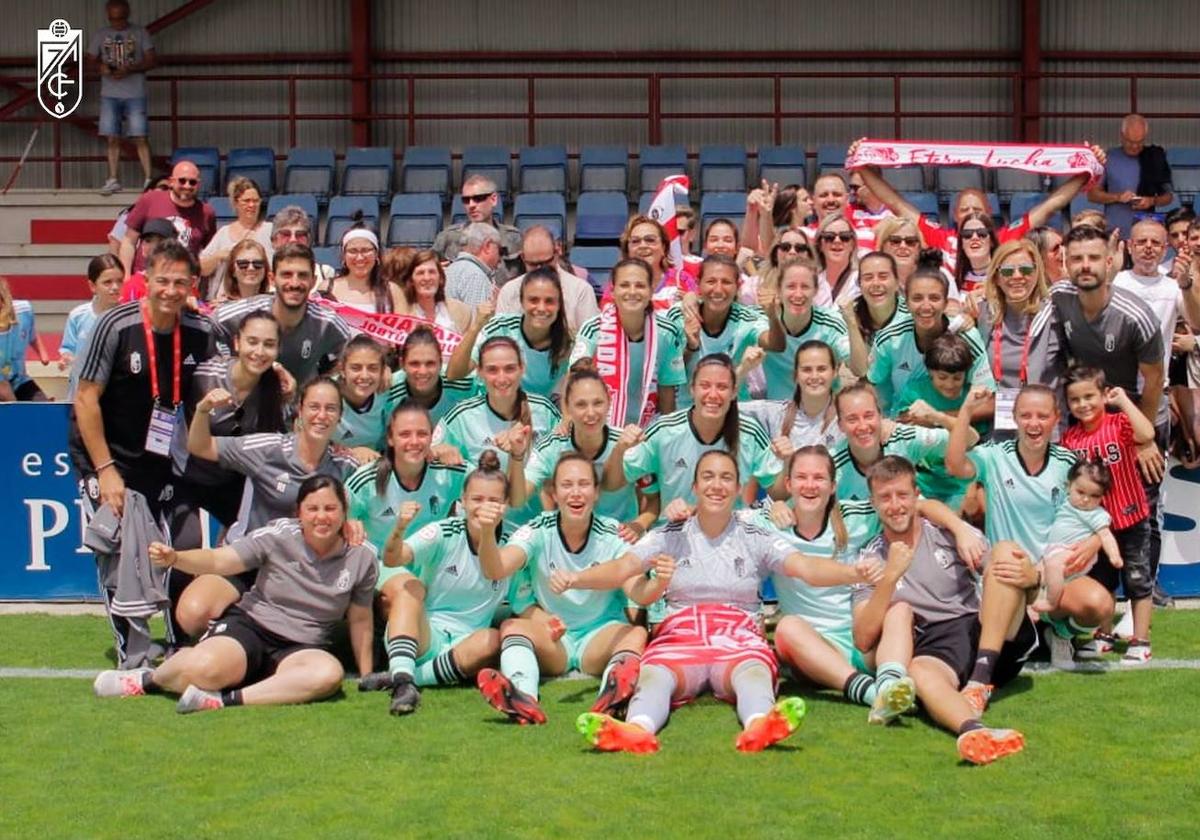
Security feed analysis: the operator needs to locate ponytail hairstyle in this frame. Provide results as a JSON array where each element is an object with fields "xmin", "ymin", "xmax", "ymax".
[
  {"xmin": 479, "ymin": 335, "xmax": 532, "ymax": 427},
  {"xmin": 87, "ymin": 252, "xmax": 123, "ymax": 283},
  {"xmin": 235, "ymin": 311, "xmax": 287, "ymax": 433},
  {"xmin": 1068, "ymin": 456, "xmax": 1113, "ymax": 496},
  {"xmin": 401, "ymin": 323, "xmax": 442, "ymax": 361},
  {"xmin": 783, "ymin": 340, "xmax": 837, "ymax": 436},
  {"xmin": 376, "ymin": 400, "xmax": 433, "ymax": 496},
  {"xmin": 786, "ymin": 445, "xmax": 848, "ymax": 551},
  {"xmin": 690, "ymin": 353, "xmax": 740, "ymax": 456},
  {"xmin": 467, "ymin": 448, "xmax": 510, "ymax": 501},
  {"xmin": 520, "ymin": 266, "xmax": 572, "ymax": 375}
]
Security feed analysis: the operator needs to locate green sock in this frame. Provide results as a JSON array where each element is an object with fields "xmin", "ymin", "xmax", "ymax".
[
  {"xmin": 500, "ymin": 634, "xmax": 540, "ymax": 698},
  {"xmin": 386, "ymin": 634, "xmax": 418, "ymax": 678}
]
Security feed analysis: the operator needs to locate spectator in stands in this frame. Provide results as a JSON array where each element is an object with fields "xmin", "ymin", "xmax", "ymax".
[
  {"xmin": 742, "ymin": 181, "xmax": 813, "ymax": 258},
  {"xmin": 118, "ymin": 160, "xmax": 216, "ymax": 277},
  {"xmin": 393, "ymin": 249, "xmax": 473, "ymax": 335},
  {"xmin": 216, "ymin": 240, "xmax": 271, "ymax": 303},
  {"xmin": 118, "ymin": 218, "xmax": 178, "ymax": 303},
  {"xmin": 0, "ymin": 277, "xmax": 50, "ymax": 401},
  {"xmin": 1087, "ymin": 114, "xmax": 1174, "ymax": 239},
  {"xmin": 433, "ymin": 175, "xmax": 523, "ymax": 281},
  {"xmin": 87, "ymin": 0, "xmax": 156, "ymax": 195},
  {"xmin": 1164, "ymin": 207, "xmax": 1195, "ymax": 275},
  {"xmin": 107, "ymin": 174, "xmax": 169, "ymax": 255},
  {"xmin": 495, "ymin": 226, "xmax": 600, "ymax": 330},
  {"xmin": 849, "ymin": 169, "xmax": 892, "ymax": 225},
  {"xmin": 617, "ymin": 215, "xmax": 698, "ymax": 310},
  {"xmin": 321, "ymin": 228, "xmax": 401, "ymax": 314},
  {"xmin": 445, "ymin": 223, "xmax": 502, "ymax": 308},
  {"xmin": 1025, "ymin": 226, "xmax": 1067, "ymax": 283},
  {"xmin": 215, "ymin": 243, "xmax": 352, "ymax": 384},
  {"xmin": 676, "ymin": 206, "xmax": 698, "ymax": 255},
  {"xmin": 815, "ymin": 213, "xmax": 859, "ymax": 305},
  {"xmin": 874, "ymin": 216, "xmax": 926, "ymax": 291},
  {"xmin": 955, "ymin": 212, "xmax": 1000, "ymax": 297},
  {"xmin": 60, "ymin": 254, "xmax": 125, "ymax": 396},
  {"xmin": 199, "ymin": 176, "xmax": 272, "ymax": 301},
  {"xmin": 270, "ymin": 205, "xmax": 314, "ymax": 251}
]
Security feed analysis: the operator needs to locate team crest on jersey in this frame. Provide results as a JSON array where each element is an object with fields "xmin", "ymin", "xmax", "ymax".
[
  {"xmin": 429, "ymin": 495, "xmax": 441, "ymax": 514},
  {"xmin": 1064, "ymin": 321, "xmax": 1073, "ymax": 337},
  {"xmin": 678, "ymin": 557, "xmax": 692, "ymax": 567},
  {"xmin": 335, "ymin": 568, "xmax": 352, "ymax": 591},
  {"xmin": 733, "ymin": 556, "xmax": 746, "ymax": 577},
  {"xmin": 301, "ymin": 339, "xmax": 313, "ymax": 359},
  {"xmin": 1005, "ymin": 477, "xmax": 1015, "ymax": 489},
  {"xmin": 129, "ymin": 351, "xmax": 142, "ymax": 374},
  {"xmin": 934, "ymin": 548, "xmax": 954, "ymax": 570},
  {"xmin": 1051, "ymin": 486, "xmax": 1062, "ymax": 506},
  {"xmin": 1104, "ymin": 334, "xmax": 1115, "ymax": 352},
  {"xmin": 491, "ymin": 580, "xmax": 500, "ymax": 591}
]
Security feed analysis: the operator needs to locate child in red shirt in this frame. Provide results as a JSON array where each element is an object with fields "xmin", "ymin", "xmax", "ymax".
[{"xmin": 1061, "ymin": 367, "xmax": 1157, "ymax": 664}]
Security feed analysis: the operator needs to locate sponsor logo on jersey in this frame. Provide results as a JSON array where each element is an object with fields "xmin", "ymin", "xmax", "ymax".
[
  {"xmin": 445, "ymin": 564, "xmax": 459, "ymax": 576},
  {"xmin": 1005, "ymin": 477, "xmax": 1015, "ymax": 489},
  {"xmin": 335, "ymin": 568, "xmax": 352, "ymax": 591},
  {"xmin": 674, "ymin": 458, "xmax": 688, "ymax": 469},
  {"xmin": 898, "ymin": 361, "xmax": 910, "ymax": 371},
  {"xmin": 381, "ymin": 507, "xmax": 395, "ymax": 517},
  {"xmin": 275, "ymin": 472, "xmax": 290, "ymax": 493},
  {"xmin": 183, "ymin": 353, "xmax": 197, "ymax": 366},
  {"xmin": 130, "ymin": 351, "xmax": 142, "ymax": 374}
]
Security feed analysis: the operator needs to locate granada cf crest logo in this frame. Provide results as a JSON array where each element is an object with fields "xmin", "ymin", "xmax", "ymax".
[{"xmin": 37, "ymin": 19, "xmax": 82, "ymax": 118}]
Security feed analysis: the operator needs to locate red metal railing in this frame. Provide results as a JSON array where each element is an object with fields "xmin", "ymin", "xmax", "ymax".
[{"xmin": 3, "ymin": 67, "xmax": 1200, "ymax": 188}]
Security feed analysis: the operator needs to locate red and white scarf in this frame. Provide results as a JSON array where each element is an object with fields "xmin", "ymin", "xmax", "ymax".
[
  {"xmin": 595, "ymin": 303, "xmax": 659, "ymax": 426},
  {"xmin": 316, "ymin": 300, "xmax": 463, "ymax": 357},
  {"xmin": 845, "ymin": 139, "xmax": 1104, "ymax": 186}
]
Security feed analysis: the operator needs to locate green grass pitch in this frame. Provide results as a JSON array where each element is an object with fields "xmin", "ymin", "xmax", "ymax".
[{"xmin": 2, "ymin": 611, "xmax": 1197, "ymax": 838}]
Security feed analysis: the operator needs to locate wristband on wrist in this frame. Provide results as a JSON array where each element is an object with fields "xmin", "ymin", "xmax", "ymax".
[{"xmin": 94, "ymin": 459, "xmax": 115, "ymax": 473}]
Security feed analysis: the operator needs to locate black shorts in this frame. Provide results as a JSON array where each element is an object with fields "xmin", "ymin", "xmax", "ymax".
[
  {"xmin": 14, "ymin": 380, "xmax": 48, "ymax": 401},
  {"xmin": 913, "ymin": 612, "xmax": 1039, "ymax": 690},
  {"xmin": 203, "ymin": 606, "xmax": 316, "ymax": 685},
  {"xmin": 1087, "ymin": 517, "xmax": 1153, "ymax": 600}
]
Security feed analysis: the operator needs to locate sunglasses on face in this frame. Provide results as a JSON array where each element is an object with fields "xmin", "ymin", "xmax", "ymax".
[
  {"xmin": 462, "ymin": 192, "xmax": 495, "ymax": 204},
  {"xmin": 998, "ymin": 264, "xmax": 1036, "ymax": 278},
  {"xmin": 235, "ymin": 259, "xmax": 265, "ymax": 270},
  {"xmin": 887, "ymin": 235, "xmax": 920, "ymax": 247},
  {"xmin": 820, "ymin": 232, "xmax": 855, "ymax": 244},
  {"xmin": 629, "ymin": 236, "xmax": 661, "ymax": 246},
  {"xmin": 175, "ymin": 178, "xmax": 199, "ymax": 186},
  {"xmin": 776, "ymin": 242, "xmax": 812, "ymax": 254},
  {"xmin": 960, "ymin": 228, "xmax": 989, "ymax": 240}
]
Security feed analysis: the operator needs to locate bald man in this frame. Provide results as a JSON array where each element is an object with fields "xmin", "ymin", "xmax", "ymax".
[
  {"xmin": 118, "ymin": 160, "xmax": 217, "ymax": 276},
  {"xmin": 494, "ymin": 226, "xmax": 600, "ymax": 330},
  {"xmin": 1088, "ymin": 114, "xmax": 1174, "ymax": 239}
]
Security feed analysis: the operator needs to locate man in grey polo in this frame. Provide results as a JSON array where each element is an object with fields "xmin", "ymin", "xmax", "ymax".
[
  {"xmin": 214, "ymin": 243, "xmax": 352, "ymax": 383},
  {"xmin": 434, "ymin": 175, "xmax": 523, "ymax": 281},
  {"xmin": 445, "ymin": 223, "xmax": 503, "ymax": 308},
  {"xmin": 494, "ymin": 225, "xmax": 600, "ymax": 330},
  {"xmin": 1055, "ymin": 224, "xmax": 1169, "ymax": 604}
]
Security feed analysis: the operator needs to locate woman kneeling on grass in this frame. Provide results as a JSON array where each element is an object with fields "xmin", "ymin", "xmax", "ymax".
[
  {"xmin": 560, "ymin": 450, "xmax": 883, "ymax": 754},
  {"xmin": 93, "ymin": 476, "xmax": 377, "ymax": 712},
  {"xmin": 473, "ymin": 452, "xmax": 660, "ymax": 725}
]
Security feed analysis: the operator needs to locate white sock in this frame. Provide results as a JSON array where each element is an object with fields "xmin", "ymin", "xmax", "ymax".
[{"xmin": 624, "ymin": 664, "xmax": 675, "ymax": 735}]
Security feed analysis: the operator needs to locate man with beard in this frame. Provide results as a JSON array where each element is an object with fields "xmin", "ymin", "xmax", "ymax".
[{"xmin": 214, "ymin": 243, "xmax": 352, "ymax": 383}]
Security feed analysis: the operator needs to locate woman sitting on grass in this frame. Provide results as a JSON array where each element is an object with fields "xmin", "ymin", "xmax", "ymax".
[{"xmin": 92, "ymin": 476, "xmax": 377, "ymax": 712}]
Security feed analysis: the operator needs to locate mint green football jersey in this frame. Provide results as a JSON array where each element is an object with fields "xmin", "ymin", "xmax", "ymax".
[{"xmin": 346, "ymin": 460, "xmax": 467, "ymax": 555}]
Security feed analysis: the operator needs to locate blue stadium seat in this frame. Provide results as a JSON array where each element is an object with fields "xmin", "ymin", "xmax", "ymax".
[
  {"xmin": 1167, "ymin": 147, "xmax": 1200, "ymax": 168},
  {"xmin": 312, "ymin": 245, "xmax": 343, "ymax": 271},
  {"xmin": 209, "ymin": 196, "xmax": 235, "ymax": 227},
  {"xmin": 225, "ymin": 147, "xmax": 276, "ymax": 196},
  {"xmin": 401, "ymin": 146, "xmax": 452, "ymax": 198},
  {"xmin": 450, "ymin": 193, "xmax": 506, "ymax": 226},
  {"xmin": 816, "ymin": 144, "xmax": 846, "ymax": 174},
  {"xmin": 699, "ymin": 192, "xmax": 748, "ymax": 234},
  {"xmin": 341, "ymin": 147, "xmax": 394, "ymax": 201},
  {"xmin": 699, "ymin": 145, "xmax": 748, "ymax": 194},
  {"xmin": 267, "ymin": 193, "xmax": 319, "ymax": 223},
  {"xmin": 985, "ymin": 192, "xmax": 1003, "ymax": 225},
  {"xmin": 1008, "ymin": 192, "xmax": 1047, "ymax": 221},
  {"xmin": 1173, "ymin": 168, "xmax": 1200, "ymax": 206},
  {"xmin": 901, "ymin": 191, "xmax": 940, "ymax": 222},
  {"xmin": 580, "ymin": 146, "xmax": 629, "ymax": 194},
  {"xmin": 282, "ymin": 148, "xmax": 335, "ymax": 204},
  {"xmin": 994, "ymin": 169, "xmax": 1044, "ymax": 202},
  {"xmin": 387, "ymin": 193, "xmax": 444, "ymax": 247},
  {"xmin": 569, "ymin": 245, "xmax": 622, "ymax": 296},
  {"xmin": 935, "ymin": 166, "xmax": 985, "ymax": 206},
  {"xmin": 756, "ymin": 146, "xmax": 806, "ymax": 189},
  {"xmin": 170, "ymin": 146, "xmax": 220, "ymax": 198},
  {"xmin": 513, "ymin": 193, "xmax": 567, "ymax": 241},
  {"xmin": 1069, "ymin": 194, "xmax": 1104, "ymax": 219},
  {"xmin": 518, "ymin": 146, "xmax": 568, "ymax": 194},
  {"xmin": 639, "ymin": 145, "xmax": 688, "ymax": 193},
  {"xmin": 462, "ymin": 146, "xmax": 511, "ymax": 199},
  {"xmin": 575, "ymin": 192, "xmax": 630, "ymax": 243},
  {"xmin": 325, "ymin": 195, "xmax": 381, "ymax": 245},
  {"xmin": 880, "ymin": 166, "xmax": 925, "ymax": 193}
]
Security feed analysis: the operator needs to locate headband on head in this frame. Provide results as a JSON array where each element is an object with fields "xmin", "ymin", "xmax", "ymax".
[{"xmin": 341, "ymin": 228, "xmax": 379, "ymax": 251}]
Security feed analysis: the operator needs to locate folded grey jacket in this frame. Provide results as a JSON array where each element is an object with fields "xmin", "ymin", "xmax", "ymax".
[{"xmin": 84, "ymin": 489, "xmax": 170, "ymax": 618}]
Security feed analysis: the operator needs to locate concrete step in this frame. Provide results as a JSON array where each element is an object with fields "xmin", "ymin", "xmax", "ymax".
[
  {"xmin": 0, "ymin": 191, "xmax": 127, "ymax": 245},
  {"xmin": 0, "ymin": 244, "xmax": 103, "ymax": 275}
]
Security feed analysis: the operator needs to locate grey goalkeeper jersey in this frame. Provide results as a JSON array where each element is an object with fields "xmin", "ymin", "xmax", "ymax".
[
  {"xmin": 230, "ymin": 518, "xmax": 378, "ymax": 645},
  {"xmin": 213, "ymin": 295, "xmax": 352, "ymax": 384}
]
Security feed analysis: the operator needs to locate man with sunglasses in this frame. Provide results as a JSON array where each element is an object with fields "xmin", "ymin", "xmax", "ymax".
[
  {"xmin": 494, "ymin": 226, "xmax": 600, "ymax": 330},
  {"xmin": 433, "ymin": 175, "xmax": 523, "ymax": 282},
  {"xmin": 118, "ymin": 160, "xmax": 216, "ymax": 278}
]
